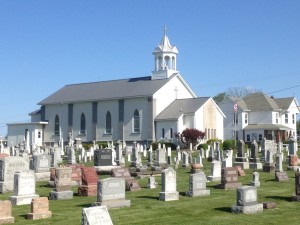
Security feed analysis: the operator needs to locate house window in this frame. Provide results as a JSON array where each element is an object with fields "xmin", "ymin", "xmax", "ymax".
[
  {"xmin": 285, "ymin": 113, "xmax": 288, "ymax": 124},
  {"xmin": 105, "ymin": 111, "xmax": 112, "ymax": 134},
  {"xmin": 245, "ymin": 113, "xmax": 248, "ymax": 124},
  {"xmin": 133, "ymin": 110, "xmax": 140, "ymax": 133},
  {"xmin": 162, "ymin": 128, "xmax": 165, "ymax": 138},
  {"xmin": 38, "ymin": 131, "xmax": 41, "ymax": 139},
  {"xmin": 208, "ymin": 129, "xmax": 210, "ymax": 139},
  {"xmin": 292, "ymin": 114, "xmax": 295, "ymax": 124},
  {"xmin": 258, "ymin": 134, "xmax": 262, "ymax": 141},
  {"xmin": 214, "ymin": 129, "xmax": 216, "ymax": 138},
  {"xmin": 252, "ymin": 133, "xmax": 257, "ymax": 141},
  {"xmin": 246, "ymin": 134, "xmax": 250, "ymax": 142},
  {"xmin": 275, "ymin": 113, "xmax": 279, "ymax": 123},
  {"xmin": 170, "ymin": 128, "xmax": 173, "ymax": 138},
  {"xmin": 54, "ymin": 115, "xmax": 60, "ymax": 136},
  {"xmin": 80, "ymin": 113, "xmax": 86, "ymax": 135}
]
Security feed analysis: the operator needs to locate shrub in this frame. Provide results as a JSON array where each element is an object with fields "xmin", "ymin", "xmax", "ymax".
[
  {"xmin": 197, "ymin": 143, "xmax": 208, "ymax": 150},
  {"xmin": 222, "ymin": 139, "xmax": 235, "ymax": 150}
]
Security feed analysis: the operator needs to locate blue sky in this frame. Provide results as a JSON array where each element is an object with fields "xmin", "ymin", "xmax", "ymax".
[{"xmin": 1, "ymin": 0, "xmax": 300, "ymax": 136}]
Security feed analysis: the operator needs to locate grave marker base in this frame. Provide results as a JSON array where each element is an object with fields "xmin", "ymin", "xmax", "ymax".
[
  {"xmin": 231, "ymin": 203, "xmax": 263, "ymax": 214},
  {"xmin": 234, "ymin": 162, "xmax": 249, "ymax": 170},
  {"xmin": 249, "ymin": 163, "xmax": 262, "ymax": 170},
  {"xmin": 92, "ymin": 199, "xmax": 131, "ymax": 209},
  {"xmin": 275, "ymin": 172, "xmax": 289, "ymax": 182},
  {"xmin": 9, "ymin": 194, "xmax": 39, "ymax": 206},
  {"xmin": 0, "ymin": 217, "xmax": 14, "ymax": 224},
  {"xmin": 49, "ymin": 190, "xmax": 73, "ymax": 200},
  {"xmin": 187, "ymin": 189, "xmax": 210, "ymax": 197},
  {"xmin": 78, "ymin": 185, "xmax": 97, "ymax": 196},
  {"xmin": 159, "ymin": 191, "xmax": 179, "ymax": 201},
  {"xmin": 27, "ymin": 211, "xmax": 52, "ymax": 220}
]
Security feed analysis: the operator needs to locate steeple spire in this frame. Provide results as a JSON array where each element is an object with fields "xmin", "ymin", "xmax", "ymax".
[{"xmin": 152, "ymin": 26, "xmax": 179, "ymax": 80}]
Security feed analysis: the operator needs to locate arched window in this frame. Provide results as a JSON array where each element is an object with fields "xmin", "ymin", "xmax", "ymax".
[
  {"xmin": 54, "ymin": 115, "xmax": 60, "ymax": 135},
  {"xmin": 106, "ymin": 111, "xmax": 112, "ymax": 134},
  {"xmin": 133, "ymin": 110, "xmax": 140, "ymax": 133},
  {"xmin": 80, "ymin": 113, "xmax": 86, "ymax": 135}
]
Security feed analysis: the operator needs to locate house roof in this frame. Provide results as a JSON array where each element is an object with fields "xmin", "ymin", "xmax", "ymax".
[
  {"xmin": 155, "ymin": 97, "xmax": 210, "ymax": 120},
  {"xmin": 273, "ymin": 97, "xmax": 295, "ymax": 110},
  {"xmin": 243, "ymin": 124, "xmax": 292, "ymax": 131},
  {"xmin": 242, "ymin": 92, "xmax": 280, "ymax": 111},
  {"xmin": 38, "ymin": 75, "xmax": 179, "ymax": 105}
]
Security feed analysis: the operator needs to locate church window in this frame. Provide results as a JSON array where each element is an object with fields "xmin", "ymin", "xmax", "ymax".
[
  {"xmin": 80, "ymin": 113, "xmax": 86, "ymax": 135},
  {"xmin": 133, "ymin": 110, "xmax": 140, "ymax": 133},
  {"xmin": 54, "ymin": 115, "xmax": 60, "ymax": 136},
  {"xmin": 106, "ymin": 111, "xmax": 112, "ymax": 134}
]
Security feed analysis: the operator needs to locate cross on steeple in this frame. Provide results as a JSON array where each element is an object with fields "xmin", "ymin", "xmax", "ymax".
[{"xmin": 164, "ymin": 25, "xmax": 167, "ymax": 37}]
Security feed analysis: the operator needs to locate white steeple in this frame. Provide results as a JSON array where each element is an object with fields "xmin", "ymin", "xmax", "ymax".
[{"xmin": 152, "ymin": 26, "xmax": 179, "ymax": 80}]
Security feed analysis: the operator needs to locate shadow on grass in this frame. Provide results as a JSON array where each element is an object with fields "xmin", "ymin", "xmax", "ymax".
[
  {"xmin": 214, "ymin": 207, "xmax": 232, "ymax": 213},
  {"xmin": 76, "ymin": 203, "xmax": 93, "ymax": 207},
  {"xmin": 265, "ymin": 196, "xmax": 292, "ymax": 202},
  {"xmin": 136, "ymin": 195, "xmax": 159, "ymax": 200},
  {"xmin": 18, "ymin": 214, "xmax": 27, "ymax": 219},
  {"xmin": 265, "ymin": 179, "xmax": 276, "ymax": 182}
]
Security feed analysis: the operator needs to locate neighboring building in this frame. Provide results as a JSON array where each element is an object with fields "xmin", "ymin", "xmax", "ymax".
[
  {"xmin": 219, "ymin": 92, "xmax": 300, "ymax": 143},
  {"xmin": 155, "ymin": 97, "xmax": 225, "ymax": 143},
  {"xmin": 7, "ymin": 30, "xmax": 225, "ymax": 147}
]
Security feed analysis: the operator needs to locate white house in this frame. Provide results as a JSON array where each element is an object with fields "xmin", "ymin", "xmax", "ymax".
[
  {"xmin": 7, "ymin": 30, "xmax": 225, "ymax": 147},
  {"xmin": 155, "ymin": 97, "xmax": 225, "ymax": 143},
  {"xmin": 219, "ymin": 92, "xmax": 299, "ymax": 143}
]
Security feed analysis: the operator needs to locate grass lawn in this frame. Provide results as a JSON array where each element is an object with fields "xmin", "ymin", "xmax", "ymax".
[{"xmin": 0, "ymin": 152, "xmax": 299, "ymax": 225}]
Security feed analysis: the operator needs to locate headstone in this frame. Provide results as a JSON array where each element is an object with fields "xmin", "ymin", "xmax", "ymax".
[
  {"xmin": 27, "ymin": 197, "xmax": 52, "ymax": 220},
  {"xmin": 0, "ymin": 156, "xmax": 29, "ymax": 193},
  {"xmin": 275, "ymin": 153, "xmax": 288, "ymax": 182},
  {"xmin": 231, "ymin": 186, "xmax": 263, "ymax": 214},
  {"xmin": 111, "ymin": 168, "xmax": 140, "ymax": 192},
  {"xmin": 147, "ymin": 150, "xmax": 153, "ymax": 166},
  {"xmin": 67, "ymin": 147, "xmax": 76, "ymax": 164},
  {"xmin": 186, "ymin": 171, "xmax": 210, "ymax": 197},
  {"xmin": 222, "ymin": 150, "xmax": 233, "ymax": 168},
  {"xmin": 147, "ymin": 175, "xmax": 158, "ymax": 189},
  {"xmin": 94, "ymin": 178, "xmax": 131, "ymax": 208},
  {"xmin": 94, "ymin": 149, "xmax": 113, "ymax": 167},
  {"xmin": 82, "ymin": 206, "xmax": 113, "ymax": 225},
  {"xmin": 66, "ymin": 164, "xmax": 83, "ymax": 186},
  {"xmin": 235, "ymin": 166, "xmax": 246, "ymax": 176},
  {"xmin": 130, "ymin": 147, "xmax": 141, "ymax": 167},
  {"xmin": 287, "ymin": 155, "xmax": 299, "ymax": 171},
  {"xmin": 78, "ymin": 167, "xmax": 98, "ymax": 196},
  {"xmin": 159, "ymin": 167, "xmax": 179, "ymax": 201},
  {"xmin": 207, "ymin": 161, "xmax": 222, "ymax": 181},
  {"xmin": 9, "ymin": 170, "xmax": 39, "ymax": 205},
  {"xmin": 0, "ymin": 200, "xmax": 14, "ymax": 224},
  {"xmin": 49, "ymin": 167, "xmax": 73, "ymax": 200},
  {"xmin": 288, "ymin": 138, "xmax": 298, "ymax": 156},
  {"xmin": 251, "ymin": 172, "xmax": 260, "ymax": 187},
  {"xmin": 207, "ymin": 145, "xmax": 214, "ymax": 162},
  {"xmin": 154, "ymin": 149, "xmax": 167, "ymax": 167},
  {"xmin": 234, "ymin": 140, "xmax": 249, "ymax": 169},
  {"xmin": 292, "ymin": 173, "xmax": 300, "ymax": 201},
  {"xmin": 32, "ymin": 154, "xmax": 51, "ymax": 181},
  {"xmin": 217, "ymin": 167, "xmax": 241, "ymax": 190},
  {"xmin": 249, "ymin": 140, "xmax": 262, "ymax": 169},
  {"xmin": 182, "ymin": 151, "xmax": 189, "ymax": 168},
  {"xmin": 263, "ymin": 150, "xmax": 275, "ymax": 173}
]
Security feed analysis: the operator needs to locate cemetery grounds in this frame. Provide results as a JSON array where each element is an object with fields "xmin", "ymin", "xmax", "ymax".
[{"xmin": 0, "ymin": 151, "xmax": 299, "ymax": 225}]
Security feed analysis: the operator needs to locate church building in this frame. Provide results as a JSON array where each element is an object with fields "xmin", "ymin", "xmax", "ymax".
[{"xmin": 7, "ymin": 30, "xmax": 225, "ymax": 147}]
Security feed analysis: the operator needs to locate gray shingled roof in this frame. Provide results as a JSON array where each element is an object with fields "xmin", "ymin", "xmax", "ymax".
[
  {"xmin": 274, "ymin": 97, "xmax": 294, "ymax": 110},
  {"xmin": 39, "ymin": 75, "xmax": 176, "ymax": 105},
  {"xmin": 155, "ymin": 97, "xmax": 210, "ymax": 120},
  {"xmin": 243, "ymin": 92, "xmax": 280, "ymax": 111}
]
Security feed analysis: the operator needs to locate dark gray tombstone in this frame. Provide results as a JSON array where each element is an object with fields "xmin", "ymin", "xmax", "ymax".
[{"xmin": 94, "ymin": 149, "xmax": 113, "ymax": 167}]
